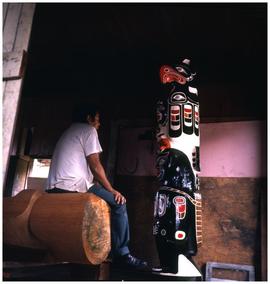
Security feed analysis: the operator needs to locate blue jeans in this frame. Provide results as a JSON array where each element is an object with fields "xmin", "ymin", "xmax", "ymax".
[{"xmin": 88, "ymin": 184, "xmax": 130, "ymax": 257}]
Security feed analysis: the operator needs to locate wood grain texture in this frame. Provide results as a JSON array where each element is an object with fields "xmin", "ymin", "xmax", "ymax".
[
  {"xmin": 2, "ymin": 79, "xmax": 22, "ymax": 183},
  {"xmin": 3, "ymin": 50, "xmax": 27, "ymax": 80},
  {"xmin": 82, "ymin": 195, "xmax": 111, "ymax": 264},
  {"xmin": 30, "ymin": 192, "xmax": 111, "ymax": 265},
  {"xmin": 13, "ymin": 3, "xmax": 36, "ymax": 51},
  {"xmin": 194, "ymin": 177, "xmax": 263, "ymax": 269},
  {"xmin": 2, "ymin": 3, "xmax": 35, "ymax": 187},
  {"xmin": 3, "ymin": 3, "xmax": 22, "ymax": 52},
  {"xmin": 2, "ymin": 80, "xmax": 6, "ymax": 96},
  {"xmin": 3, "ymin": 3, "xmax": 9, "ymax": 28},
  {"xmin": 3, "ymin": 189, "xmax": 45, "ymax": 249}
]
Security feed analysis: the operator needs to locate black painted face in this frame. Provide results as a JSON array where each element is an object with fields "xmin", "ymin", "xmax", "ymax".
[
  {"xmin": 174, "ymin": 59, "xmax": 196, "ymax": 82},
  {"xmin": 156, "ymin": 148, "xmax": 195, "ymax": 191},
  {"xmin": 169, "ymin": 83, "xmax": 199, "ymax": 105}
]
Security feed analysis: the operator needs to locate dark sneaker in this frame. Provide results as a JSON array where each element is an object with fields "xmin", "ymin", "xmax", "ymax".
[{"xmin": 115, "ymin": 254, "xmax": 148, "ymax": 271}]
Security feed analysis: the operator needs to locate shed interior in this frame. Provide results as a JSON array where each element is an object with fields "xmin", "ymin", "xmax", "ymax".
[{"xmin": 3, "ymin": 3, "xmax": 267, "ymax": 281}]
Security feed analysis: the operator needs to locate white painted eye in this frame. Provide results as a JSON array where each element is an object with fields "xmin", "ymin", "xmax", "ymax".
[
  {"xmin": 174, "ymin": 94, "xmax": 183, "ymax": 100},
  {"xmin": 171, "ymin": 92, "xmax": 186, "ymax": 102}
]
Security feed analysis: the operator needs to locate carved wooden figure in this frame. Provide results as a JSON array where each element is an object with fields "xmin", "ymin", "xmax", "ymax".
[{"xmin": 153, "ymin": 59, "xmax": 202, "ymax": 278}]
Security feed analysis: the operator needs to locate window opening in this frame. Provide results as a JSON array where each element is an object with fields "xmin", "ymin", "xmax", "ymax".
[{"xmin": 29, "ymin": 158, "xmax": 51, "ymax": 178}]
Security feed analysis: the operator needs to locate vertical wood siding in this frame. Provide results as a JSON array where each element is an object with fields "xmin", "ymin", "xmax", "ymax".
[
  {"xmin": 2, "ymin": 3, "xmax": 35, "ymax": 186},
  {"xmin": 3, "ymin": 3, "xmax": 22, "ymax": 52}
]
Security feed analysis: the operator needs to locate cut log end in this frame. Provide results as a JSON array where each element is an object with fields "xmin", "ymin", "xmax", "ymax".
[
  {"xmin": 4, "ymin": 190, "xmax": 112, "ymax": 265},
  {"xmin": 82, "ymin": 195, "xmax": 111, "ymax": 265},
  {"xmin": 29, "ymin": 192, "xmax": 111, "ymax": 265}
]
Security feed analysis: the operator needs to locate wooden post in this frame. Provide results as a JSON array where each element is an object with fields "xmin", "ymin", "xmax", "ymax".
[{"xmin": 2, "ymin": 3, "xmax": 35, "ymax": 189}]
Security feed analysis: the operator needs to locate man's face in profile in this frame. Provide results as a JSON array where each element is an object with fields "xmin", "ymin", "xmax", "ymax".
[{"xmin": 88, "ymin": 112, "xmax": 100, "ymax": 130}]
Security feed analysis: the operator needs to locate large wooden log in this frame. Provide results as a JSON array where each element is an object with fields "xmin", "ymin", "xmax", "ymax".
[
  {"xmin": 3, "ymin": 189, "xmax": 45, "ymax": 249},
  {"xmin": 30, "ymin": 192, "xmax": 111, "ymax": 265}
]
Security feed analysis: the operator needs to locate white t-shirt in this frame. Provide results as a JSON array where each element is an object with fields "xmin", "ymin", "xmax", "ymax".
[{"xmin": 47, "ymin": 123, "xmax": 102, "ymax": 192}]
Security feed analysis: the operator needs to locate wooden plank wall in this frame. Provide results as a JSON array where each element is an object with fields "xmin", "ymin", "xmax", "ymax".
[
  {"xmin": 194, "ymin": 178, "xmax": 264, "ymax": 269},
  {"xmin": 2, "ymin": 3, "xmax": 35, "ymax": 186}
]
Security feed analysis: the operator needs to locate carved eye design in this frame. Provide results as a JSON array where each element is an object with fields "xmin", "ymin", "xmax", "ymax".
[
  {"xmin": 176, "ymin": 66, "xmax": 188, "ymax": 75},
  {"xmin": 171, "ymin": 92, "xmax": 186, "ymax": 103}
]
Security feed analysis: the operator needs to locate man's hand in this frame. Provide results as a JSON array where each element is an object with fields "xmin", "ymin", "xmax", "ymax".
[
  {"xmin": 112, "ymin": 189, "xmax": 126, "ymax": 205},
  {"xmin": 87, "ymin": 153, "xmax": 126, "ymax": 205}
]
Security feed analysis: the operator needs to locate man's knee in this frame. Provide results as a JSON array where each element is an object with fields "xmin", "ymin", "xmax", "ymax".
[{"xmin": 112, "ymin": 203, "xmax": 127, "ymax": 215}]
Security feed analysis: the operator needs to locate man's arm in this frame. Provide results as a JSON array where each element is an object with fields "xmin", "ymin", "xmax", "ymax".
[{"xmin": 87, "ymin": 153, "xmax": 126, "ymax": 204}]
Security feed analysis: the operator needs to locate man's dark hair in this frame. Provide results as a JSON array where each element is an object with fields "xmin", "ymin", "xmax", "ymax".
[{"xmin": 72, "ymin": 104, "xmax": 99, "ymax": 123}]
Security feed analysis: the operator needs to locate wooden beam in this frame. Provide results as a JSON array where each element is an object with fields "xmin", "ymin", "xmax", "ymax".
[
  {"xmin": 2, "ymin": 80, "xmax": 7, "ymax": 96},
  {"xmin": 2, "ymin": 79, "xmax": 23, "ymax": 184},
  {"xmin": 3, "ymin": 50, "xmax": 27, "ymax": 80},
  {"xmin": 2, "ymin": 3, "xmax": 36, "ymax": 187},
  {"xmin": 3, "ymin": 3, "xmax": 22, "ymax": 52},
  {"xmin": 14, "ymin": 3, "xmax": 36, "ymax": 51},
  {"xmin": 3, "ymin": 3, "xmax": 9, "ymax": 28}
]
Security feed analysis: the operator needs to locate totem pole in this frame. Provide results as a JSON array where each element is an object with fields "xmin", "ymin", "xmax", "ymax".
[{"xmin": 153, "ymin": 59, "xmax": 202, "ymax": 277}]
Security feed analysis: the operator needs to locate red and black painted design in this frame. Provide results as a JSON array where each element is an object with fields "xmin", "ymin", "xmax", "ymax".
[
  {"xmin": 183, "ymin": 103, "xmax": 193, "ymax": 135},
  {"xmin": 169, "ymin": 105, "xmax": 182, "ymax": 137},
  {"xmin": 173, "ymin": 196, "xmax": 186, "ymax": 220},
  {"xmin": 153, "ymin": 187, "xmax": 198, "ymax": 272},
  {"xmin": 153, "ymin": 59, "xmax": 202, "ymax": 275},
  {"xmin": 194, "ymin": 105, "xmax": 200, "ymax": 136},
  {"xmin": 160, "ymin": 65, "xmax": 187, "ymax": 85}
]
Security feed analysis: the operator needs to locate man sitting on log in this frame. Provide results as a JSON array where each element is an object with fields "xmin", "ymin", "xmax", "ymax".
[{"xmin": 46, "ymin": 104, "xmax": 148, "ymax": 271}]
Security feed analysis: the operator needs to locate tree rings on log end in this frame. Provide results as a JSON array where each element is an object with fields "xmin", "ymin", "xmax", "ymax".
[{"xmin": 82, "ymin": 194, "xmax": 111, "ymax": 265}]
